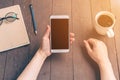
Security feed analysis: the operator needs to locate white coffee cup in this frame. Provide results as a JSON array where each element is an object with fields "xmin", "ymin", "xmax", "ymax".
[{"xmin": 95, "ymin": 11, "xmax": 116, "ymax": 38}]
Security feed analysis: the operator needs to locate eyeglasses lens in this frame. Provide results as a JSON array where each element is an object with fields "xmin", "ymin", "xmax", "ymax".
[{"xmin": 6, "ymin": 12, "xmax": 17, "ymax": 22}]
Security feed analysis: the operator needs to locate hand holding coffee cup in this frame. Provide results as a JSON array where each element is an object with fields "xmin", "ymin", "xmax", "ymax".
[{"xmin": 95, "ymin": 11, "xmax": 116, "ymax": 38}]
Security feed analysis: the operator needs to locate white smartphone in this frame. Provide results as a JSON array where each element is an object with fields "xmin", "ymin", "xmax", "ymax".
[{"xmin": 50, "ymin": 15, "xmax": 69, "ymax": 53}]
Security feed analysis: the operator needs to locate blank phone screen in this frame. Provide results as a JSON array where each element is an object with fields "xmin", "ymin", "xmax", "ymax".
[{"xmin": 51, "ymin": 19, "xmax": 69, "ymax": 49}]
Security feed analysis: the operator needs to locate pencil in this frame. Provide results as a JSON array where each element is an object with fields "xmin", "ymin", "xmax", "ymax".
[{"xmin": 29, "ymin": 4, "xmax": 37, "ymax": 35}]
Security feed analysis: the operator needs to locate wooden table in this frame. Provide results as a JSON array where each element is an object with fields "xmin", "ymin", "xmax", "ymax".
[{"xmin": 0, "ymin": 0, "xmax": 120, "ymax": 80}]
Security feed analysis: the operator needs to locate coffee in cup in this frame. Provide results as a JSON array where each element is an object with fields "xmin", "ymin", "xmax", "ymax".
[{"xmin": 95, "ymin": 11, "xmax": 115, "ymax": 38}]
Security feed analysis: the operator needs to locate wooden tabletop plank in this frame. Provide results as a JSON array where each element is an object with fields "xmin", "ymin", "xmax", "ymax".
[
  {"xmin": 90, "ymin": 0, "xmax": 119, "ymax": 79},
  {"xmin": 0, "ymin": 53, "xmax": 6, "ymax": 80},
  {"xmin": 32, "ymin": 0, "xmax": 53, "ymax": 80},
  {"xmin": 72, "ymin": 0, "xmax": 100, "ymax": 80},
  {"xmin": 0, "ymin": 0, "xmax": 13, "ymax": 8},
  {"xmin": 0, "ymin": 0, "xmax": 13, "ymax": 80},
  {"xmin": 50, "ymin": 0, "xmax": 73, "ymax": 80},
  {"xmin": 111, "ymin": 0, "xmax": 120, "ymax": 79}
]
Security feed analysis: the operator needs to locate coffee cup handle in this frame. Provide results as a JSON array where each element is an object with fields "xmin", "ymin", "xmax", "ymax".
[{"xmin": 107, "ymin": 29, "xmax": 114, "ymax": 38}]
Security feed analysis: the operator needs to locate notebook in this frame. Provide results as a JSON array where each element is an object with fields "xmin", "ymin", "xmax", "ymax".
[{"xmin": 0, "ymin": 5, "xmax": 30, "ymax": 52}]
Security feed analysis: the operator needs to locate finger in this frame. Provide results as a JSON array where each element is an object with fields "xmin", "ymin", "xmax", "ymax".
[
  {"xmin": 87, "ymin": 38, "xmax": 97, "ymax": 47},
  {"xmin": 44, "ymin": 25, "xmax": 51, "ymax": 38},
  {"xmin": 70, "ymin": 38, "xmax": 75, "ymax": 44},
  {"xmin": 70, "ymin": 41, "xmax": 73, "ymax": 44},
  {"xmin": 70, "ymin": 33, "xmax": 75, "ymax": 37},
  {"xmin": 70, "ymin": 38, "xmax": 75, "ymax": 41},
  {"xmin": 84, "ymin": 40, "xmax": 92, "ymax": 52}
]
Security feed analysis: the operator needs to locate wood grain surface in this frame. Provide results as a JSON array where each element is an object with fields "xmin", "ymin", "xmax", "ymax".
[{"xmin": 0, "ymin": 0, "xmax": 119, "ymax": 80}]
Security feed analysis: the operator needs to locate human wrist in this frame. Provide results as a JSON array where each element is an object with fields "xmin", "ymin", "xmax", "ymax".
[
  {"xmin": 98, "ymin": 58, "xmax": 111, "ymax": 69},
  {"xmin": 37, "ymin": 49, "xmax": 48, "ymax": 59}
]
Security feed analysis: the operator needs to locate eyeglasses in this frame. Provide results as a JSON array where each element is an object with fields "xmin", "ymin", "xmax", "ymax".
[{"xmin": 0, "ymin": 12, "xmax": 19, "ymax": 25}]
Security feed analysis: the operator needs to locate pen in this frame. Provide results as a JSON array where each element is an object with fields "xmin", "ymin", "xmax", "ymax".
[{"xmin": 29, "ymin": 4, "xmax": 37, "ymax": 35}]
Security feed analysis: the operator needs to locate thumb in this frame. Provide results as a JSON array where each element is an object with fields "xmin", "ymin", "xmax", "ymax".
[
  {"xmin": 84, "ymin": 40, "xmax": 92, "ymax": 53},
  {"xmin": 44, "ymin": 25, "xmax": 51, "ymax": 38}
]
